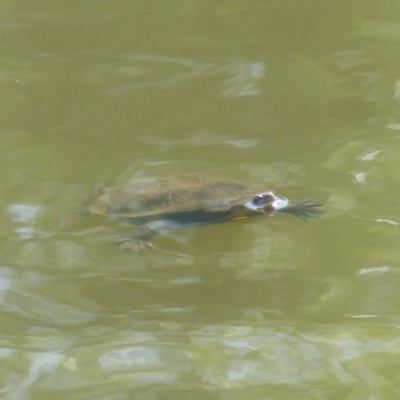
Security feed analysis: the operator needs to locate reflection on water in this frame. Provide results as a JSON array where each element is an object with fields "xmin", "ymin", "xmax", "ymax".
[
  {"xmin": 103, "ymin": 54, "xmax": 267, "ymax": 101},
  {"xmin": 102, "ymin": 53, "xmax": 215, "ymax": 97},
  {"xmin": 8, "ymin": 204, "xmax": 40, "ymax": 239},
  {"xmin": 140, "ymin": 131, "xmax": 259, "ymax": 152},
  {"xmin": 2, "ymin": 247, "xmax": 400, "ymax": 397},
  {"xmin": 2, "ymin": 270, "xmax": 400, "ymax": 398},
  {"xmin": 222, "ymin": 62, "xmax": 266, "ymax": 97}
]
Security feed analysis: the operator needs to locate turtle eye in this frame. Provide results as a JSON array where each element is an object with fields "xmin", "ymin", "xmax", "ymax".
[{"xmin": 253, "ymin": 195, "xmax": 263, "ymax": 203}]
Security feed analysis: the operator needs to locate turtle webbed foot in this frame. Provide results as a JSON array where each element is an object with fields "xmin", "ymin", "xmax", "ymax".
[
  {"xmin": 292, "ymin": 200, "xmax": 324, "ymax": 219},
  {"xmin": 115, "ymin": 236, "xmax": 153, "ymax": 253},
  {"xmin": 114, "ymin": 224, "xmax": 161, "ymax": 253},
  {"xmin": 279, "ymin": 199, "xmax": 324, "ymax": 220}
]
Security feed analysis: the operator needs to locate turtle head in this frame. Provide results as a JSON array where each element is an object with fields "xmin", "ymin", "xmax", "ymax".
[{"xmin": 245, "ymin": 192, "xmax": 289, "ymax": 214}]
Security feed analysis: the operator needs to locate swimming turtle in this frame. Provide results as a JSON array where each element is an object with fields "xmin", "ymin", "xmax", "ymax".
[{"xmin": 87, "ymin": 174, "xmax": 323, "ymax": 253}]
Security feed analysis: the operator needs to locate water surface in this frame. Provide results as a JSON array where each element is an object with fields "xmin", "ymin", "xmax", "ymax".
[{"xmin": 1, "ymin": 1, "xmax": 400, "ymax": 399}]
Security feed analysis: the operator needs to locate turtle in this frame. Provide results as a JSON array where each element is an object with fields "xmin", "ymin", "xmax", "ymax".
[{"xmin": 86, "ymin": 173, "xmax": 323, "ymax": 253}]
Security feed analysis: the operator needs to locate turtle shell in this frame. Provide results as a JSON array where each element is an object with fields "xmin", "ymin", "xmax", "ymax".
[{"xmin": 87, "ymin": 174, "xmax": 255, "ymax": 225}]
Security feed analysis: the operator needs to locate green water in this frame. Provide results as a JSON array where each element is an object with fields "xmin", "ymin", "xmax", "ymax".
[{"xmin": 1, "ymin": 1, "xmax": 400, "ymax": 399}]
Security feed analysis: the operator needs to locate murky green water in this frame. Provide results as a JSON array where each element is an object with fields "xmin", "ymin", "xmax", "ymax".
[{"xmin": 2, "ymin": 1, "xmax": 400, "ymax": 399}]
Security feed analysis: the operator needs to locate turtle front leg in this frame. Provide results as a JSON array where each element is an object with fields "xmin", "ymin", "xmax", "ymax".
[
  {"xmin": 115, "ymin": 221, "xmax": 164, "ymax": 253},
  {"xmin": 278, "ymin": 199, "xmax": 324, "ymax": 220}
]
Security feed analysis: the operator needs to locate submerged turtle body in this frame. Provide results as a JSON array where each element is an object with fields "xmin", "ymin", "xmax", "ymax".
[{"xmin": 87, "ymin": 174, "xmax": 323, "ymax": 252}]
